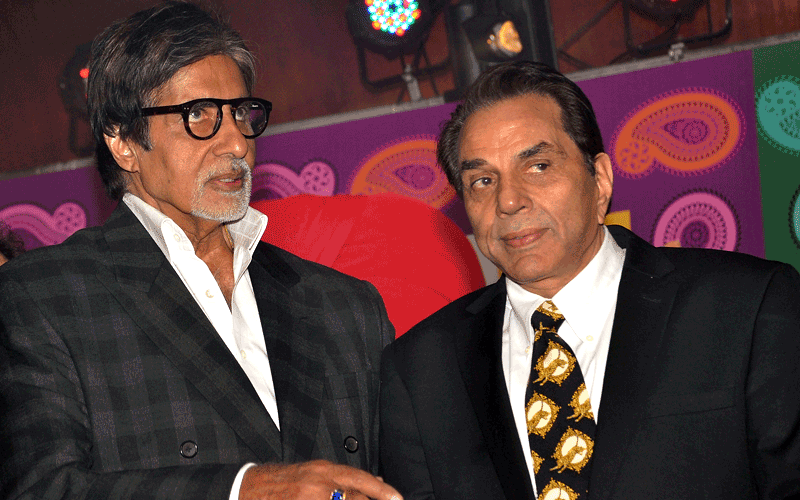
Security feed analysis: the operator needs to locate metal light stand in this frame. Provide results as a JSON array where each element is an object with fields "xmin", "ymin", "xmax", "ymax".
[{"xmin": 621, "ymin": 0, "xmax": 732, "ymax": 58}]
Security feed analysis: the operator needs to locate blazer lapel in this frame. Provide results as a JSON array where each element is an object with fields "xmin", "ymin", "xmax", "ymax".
[
  {"xmin": 457, "ymin": 278, "xmax": 537, "ymax": 500},
  {"xmin": 97, "ymin": 203, "xmax": 282, "ymax": 462},
  {"xmin": 249, "ymin": 243, "xmax": 326, "ymax": 464},
  {"xmin": 589, "ymin": 226, "xmax": 679, "ymax": 500}
]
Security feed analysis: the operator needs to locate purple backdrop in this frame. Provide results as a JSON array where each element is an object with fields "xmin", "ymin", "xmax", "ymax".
[{"xmin": 0, "ymin": 50, "xmax": 769, "ymax": 261}]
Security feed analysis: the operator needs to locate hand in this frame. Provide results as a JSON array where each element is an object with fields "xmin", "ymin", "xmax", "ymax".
[{"xmin": 240, "ymin": 459, "xmax": 403, "ymax": 500}]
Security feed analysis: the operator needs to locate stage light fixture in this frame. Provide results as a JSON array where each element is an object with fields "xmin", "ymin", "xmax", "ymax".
[
  {"xmin": 58, "ymin": 42, "xmax": 91, "ymax": 118},
  {"xmin": 626, "ymin": 0, "xmax": 708, "ymax": 23},
  {"xmin": 346, "ymin": 0, "xmax": 437, "ymax": 59},
  {"xmin": 58, "ymin": 42, "xmax": 94, "ymax": 156},
  {"xmin": 367, "ymin": 0, "xmax": 421, "ymax": 36},
  {"xmin": 346, "ymin": 0, "xmax": 450, "ymax": 101},
  {"xmin": 617, "ymin": 0, "xmax": 729, "ymax": 59},
  {"xmin": 462, "ymin": 15, "xmax": 523, "ymax": 62}
]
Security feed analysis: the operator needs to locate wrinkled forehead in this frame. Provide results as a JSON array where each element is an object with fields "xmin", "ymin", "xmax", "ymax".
[
  {"xmin": 458, "ymin": 94, "xmax": 569, "ymax": 157},
  {"xmin": 149, "ymin": 55, "xmax": 248, "ymax": 106}
]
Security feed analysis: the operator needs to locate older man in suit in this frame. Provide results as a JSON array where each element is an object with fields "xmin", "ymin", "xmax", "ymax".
[
  {"xmin": 0, "ymin": 3, "xmax": 401, "ymax": 500},
  {"xmin": 379, "ymin": 61, "xmax": 800, "ymax": 499}
]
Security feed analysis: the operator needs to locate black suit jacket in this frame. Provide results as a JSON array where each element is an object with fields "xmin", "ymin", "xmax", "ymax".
[
  {"xmin": 0, "ymin": 202, "xmax": 393, "ymax": 499},
  {"xmin": 380, "ymin": 225, "xmax": 800, "ymax": 500}
]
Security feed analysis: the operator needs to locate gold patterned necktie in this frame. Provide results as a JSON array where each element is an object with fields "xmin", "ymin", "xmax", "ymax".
[{"xmin": 525, "ymin": 300, "xmax": 596, "ymax": 500}]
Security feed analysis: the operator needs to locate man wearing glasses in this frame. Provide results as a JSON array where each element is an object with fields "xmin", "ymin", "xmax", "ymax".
[{"xmin": 0, "ymin": 3, "xmax": 401, "ymax": 500}]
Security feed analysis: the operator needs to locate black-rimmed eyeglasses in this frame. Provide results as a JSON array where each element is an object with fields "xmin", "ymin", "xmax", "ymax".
[{"xmin": 140, "ymin": 98, "xmax": 272, "ymax": 140}]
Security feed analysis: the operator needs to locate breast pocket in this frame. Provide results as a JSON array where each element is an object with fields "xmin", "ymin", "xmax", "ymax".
[{"xmin": 643, "ymin": 386, "xmax": 736, "ymax": 419}]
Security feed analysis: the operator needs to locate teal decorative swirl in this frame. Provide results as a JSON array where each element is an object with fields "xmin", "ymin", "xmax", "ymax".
[{"xmin": 756, "ymin": 75, "xmax": 800, "ymax": 156}]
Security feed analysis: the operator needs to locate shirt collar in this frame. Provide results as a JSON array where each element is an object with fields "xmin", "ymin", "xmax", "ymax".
[
  {"xmin": 122, "ymin": 192, "xmax": 268, "ymax": 263},
  {"xmin": 506, "ymin": 226, "xmax": 626, "ymax": 343}
]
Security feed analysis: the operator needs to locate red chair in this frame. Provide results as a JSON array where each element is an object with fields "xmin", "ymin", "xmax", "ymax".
[{"xmin": 251, "ymin": 193, "xmax": 485, "ymax": 337}]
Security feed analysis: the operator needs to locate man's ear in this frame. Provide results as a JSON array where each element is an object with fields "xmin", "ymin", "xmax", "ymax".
[
  {"xmin": 593, "ymin": 153, "xmax": 614, "ymax": 224},
  {"xmin": 104, "ymin": 131, "xmax": 138, "ymax": 173}
]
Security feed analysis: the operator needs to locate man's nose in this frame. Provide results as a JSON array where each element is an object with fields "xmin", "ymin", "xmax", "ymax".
[
  {"xmin": 212, "ymin": 106, "xmax": 249, "ymax": 157},
  {"xmin": 496, "ymin": 175, "xmax": 531, "ymax": 216}
]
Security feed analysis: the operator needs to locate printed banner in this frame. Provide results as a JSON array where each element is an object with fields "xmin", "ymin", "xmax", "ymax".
[
  {"xmin": 2, "ymin": 39, "xmax": 799, "ymax": 274},
  {"xmin": 579, "ymin": 50, "xmax": 763, "ymax": 259},
  {"xmin": 753, "ymin": 39, "xmax": 800, "ymax": 268}
]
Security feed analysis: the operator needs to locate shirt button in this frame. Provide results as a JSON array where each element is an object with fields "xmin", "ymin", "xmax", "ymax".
[
  {"xmin": 240, "ymin": 350, "xmax": 247, "ymax": 360},
  {"xmin": 343, "ymin": 436, "xmax": 359, "ymax": 453},
  {"xmin": 180, "ymin": 440, "xmax": 198, "ymax": 458},
  {"xmin": 173, "ymin": 233, "xmax": 181, "ymax": 242},
  {"xmin": 586, "ymin": 335, "xmax": 594, "ymax": 342},
  {"xmin": 205, "ymin": 290, "xmax": 214, "ymax": 299},
  {"xmin": 525, "ymin": 346, "xmax": 531, "ymax": 354}
]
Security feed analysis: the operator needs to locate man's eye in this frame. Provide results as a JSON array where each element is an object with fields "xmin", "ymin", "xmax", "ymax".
[
  {"xmin": 234, "ymin": 105, "xmax": 249, "ymax": 121},
  {"xmin": 530, "ymin": 162, "xmax": 548, "ymax": 172},
  {"xmin": 188, "ymin": 104, "xmax": 215, "ymax": 122},
  {"xmin": 471, "ymin": 177, "xmax": 492, "ymax": 188}
]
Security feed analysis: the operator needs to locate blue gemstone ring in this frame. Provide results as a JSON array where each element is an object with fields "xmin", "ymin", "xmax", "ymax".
[{"xmin": 331, "ymin": 490, "xmax": 346, "ymax": 500}]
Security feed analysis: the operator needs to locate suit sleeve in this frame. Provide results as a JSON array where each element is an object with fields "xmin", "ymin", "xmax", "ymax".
[
  {"xmin": 379, "ymin": 344, "xmax": 436, "ymax": 500},
  {"xmin": 0, "ymin": 275, "xmax": 240, "ymax": 500},
  {"xmin": 745, "ymin": 264, "xmax": 800, "ymax": 499}
]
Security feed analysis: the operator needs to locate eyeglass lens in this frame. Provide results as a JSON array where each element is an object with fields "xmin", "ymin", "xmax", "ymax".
[{"xmin": 188, "ymin": 100, "xmax": 268, "ymax": 139}]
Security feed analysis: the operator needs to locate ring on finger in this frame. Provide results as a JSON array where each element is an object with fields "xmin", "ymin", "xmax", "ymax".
[{"xmin": 331, "ymin": 489, "xmax": 346, "ymax": 500}]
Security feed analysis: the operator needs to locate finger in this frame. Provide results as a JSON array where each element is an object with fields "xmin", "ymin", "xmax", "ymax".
[
  {"xmin": 342, "ymin": 492, "xmax": 369, "ymax": 500},
  {"xmin": 329, "ymin": 465, "xmax": 402, "ymax": 500}
]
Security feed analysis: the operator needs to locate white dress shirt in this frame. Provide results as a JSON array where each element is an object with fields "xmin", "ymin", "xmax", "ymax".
[
  {"xmin": 123, "ymin": 193, "xmax": 276, "ymax": 497},
  {"xmin": 502, "ymin": 226, "xmax": 626, "ymax": 495}
]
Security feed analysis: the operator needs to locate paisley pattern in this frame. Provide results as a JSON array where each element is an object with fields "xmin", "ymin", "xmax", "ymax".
[
  {"xmin": 252, "ymin": 160, "xmax": 336, "ymax": 200},
  {"xmin": 611, "ymin": 88, "xmax": 744, "ymax": 178},
  {"xmin": 0, "ymin": 202, "xmax": 87, "ymax": 246},
  {"xmin": 349, "ymin": 137, "xmax": 456, "ymax": 208},
  {"xmin": 652, "ymin": 191, "xmax": 739, "ymax": 251},
  {"xmin": 755, "ymin": 75, "xmax": 800, "ymax": 156}
]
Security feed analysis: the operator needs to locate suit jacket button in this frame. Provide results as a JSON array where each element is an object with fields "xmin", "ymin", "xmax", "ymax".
[
  {"xmin": 343, "ymin": 436, "xmax": 359, "ymax": 453},
  {"xmin": 180, "ymin": 440, "xmax": 198, "ymax": 458}
]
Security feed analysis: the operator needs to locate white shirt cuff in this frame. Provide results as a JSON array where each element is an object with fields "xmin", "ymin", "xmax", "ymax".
[{"xmin": 230, "ymin": 462, "xmax": 258, "ymax": 500}]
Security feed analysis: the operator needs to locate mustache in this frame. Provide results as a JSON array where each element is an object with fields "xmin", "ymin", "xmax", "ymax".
[
  {"xmin": 230, "ymin": 158, "xmax": 251, "ymax": 174},
  {"xmin": 201, "ymin": 158, "xmax": 252, "ymax": 183}
]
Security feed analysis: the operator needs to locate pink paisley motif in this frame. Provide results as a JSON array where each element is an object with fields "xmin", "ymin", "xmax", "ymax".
[
  {"xmin": 0, "ymin": 202, "xmax": 87, "ymax": 246},
  {"xmin": 652, "ymin": 191, "xmax": 739, "ymax": 251},
  {"xmin": 349, "ymin": 136, "xmax": 455, "ymax": 209},
  {"xmin": 611, "ymin": 88, "xmax": 744, "ymax": 178},
  {"xmin": 252, "ymin": 160, "xmax": 336, "ymax": 199}
]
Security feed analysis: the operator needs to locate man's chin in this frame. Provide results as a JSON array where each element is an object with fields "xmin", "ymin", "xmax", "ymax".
[{"xmin": 191, "ymin": 193, "xmax": 250, "ymax": 224}]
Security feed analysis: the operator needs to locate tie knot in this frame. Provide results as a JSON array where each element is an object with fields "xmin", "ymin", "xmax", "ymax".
[
  {"xmin": 531, "ymin": 300, "xmax": 565, "ymax": 331},
  {"xmin": 538, "ymin": 300, "xmax": 563, "ymax": 320}
]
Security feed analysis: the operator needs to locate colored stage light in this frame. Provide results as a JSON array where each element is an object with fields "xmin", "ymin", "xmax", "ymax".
[
  {"xmin": 58, "ymin": 42, "xmax": 92, "ymax": 117},
  {"xmin": 58, "ymin": 42, "xmax": 94, "ymax": 156},
  {"xmin": 366, "ymin": 0, "xmax": 421, "ymax": 36},
  {"xmin": 346, "ymin": 0, "xmax": 436, "ymax": 59},
  {"xmin": 462, "ymin": 15, "xmax": 523, "ymax": 62}
]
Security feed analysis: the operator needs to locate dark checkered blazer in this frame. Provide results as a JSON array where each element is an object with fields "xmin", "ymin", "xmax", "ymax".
[{"xmin": 0, "ymin": 202, "xmax": 393, "ymax": 499}]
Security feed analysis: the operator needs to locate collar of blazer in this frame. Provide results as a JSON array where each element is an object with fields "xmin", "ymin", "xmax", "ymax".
[
  {"xmin": 456, "ymin": 277, "xmax": 538, "ymax": 500},
  {"xmin": 456, "ymin": 225, "xmax": 680, "ymax": 500},
  {"xmin": 590, "ymin": 225, "xmax": 680, "ymax": 500},
  {"xmin": 95, "ymin": 202, "xmax": 328, "ymax": 464}
]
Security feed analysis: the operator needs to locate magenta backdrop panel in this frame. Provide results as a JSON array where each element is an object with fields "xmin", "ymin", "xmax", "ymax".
[
  {"xmin": 578, "ymin": 50, "xmax": 764, "ymax": 257},
  {"xmin": 0, "ymin": 166, "xmax": 115, "ymax": 251},
  {"xmin": 0, "ymin": 49, "xmax": 769, "ymax": 260}
]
